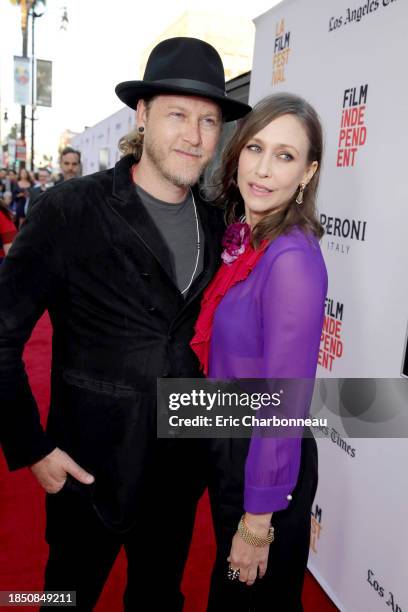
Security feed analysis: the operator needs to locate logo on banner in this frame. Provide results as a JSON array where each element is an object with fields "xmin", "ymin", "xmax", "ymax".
[
  {"xmin": 337, "ymin": 84, "xmax": 368, "ymax": 167},
  {"xmin": 310, "ymin": 503, "xmax": 323, "ymax": 553},
  {"xmin": 367, "ymin": 569, "xmax": 403, "ymax": 612},
  {"xmin": 14, "ymin": 56, "xmax": 31, "ymax": 106},
  {"xmin": 36, "ymin": 59, "xmax": 52, "ymax": 107},
  {"xmin": 328, "ymin": 1, "xmax": 397, "ymax": 32},
  {"xmin": 272, "ymin": 18, "xmax": 291, "ymax": 86},
  {"xmin": 313, "ymin": 419, "xmax": 357, "ymax": 458},
  {"xmin": 320, "ymin": 213, "xmax": 368, "ymax": 256},
  {"xmin": 319, "ymin": 298, "xmax": 344, "ymax": 372}
]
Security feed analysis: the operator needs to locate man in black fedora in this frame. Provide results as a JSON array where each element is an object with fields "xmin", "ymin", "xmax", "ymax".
[{"xmin": 0, "ymin": 37, "xmax": 250, "ymax": 610}]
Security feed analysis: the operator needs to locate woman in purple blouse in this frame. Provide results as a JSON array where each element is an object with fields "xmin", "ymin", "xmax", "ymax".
[{"xmin": 192, "ymin": 93, "xmax": 327, "ymax": 610}]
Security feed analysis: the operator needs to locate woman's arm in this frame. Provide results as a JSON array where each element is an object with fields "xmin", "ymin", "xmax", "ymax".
[{"xmin": 244, "ymin": 245, "xmax": 327, "ymax": 516}]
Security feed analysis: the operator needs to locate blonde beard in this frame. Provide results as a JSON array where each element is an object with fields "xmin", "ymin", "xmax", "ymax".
[{"xmin": 144, "ymin": 137, "xmax": 209, "ymax": 187}]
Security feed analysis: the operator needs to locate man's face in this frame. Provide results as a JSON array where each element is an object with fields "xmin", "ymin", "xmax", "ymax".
[
  {"xmin": 137, "ymin": 94, "xmax": 222, "ymax": 188},
  {"xmin": 38, "ymin": 170, "xmax": 50, "ymax": 186},
  {"xmin": 60, "ymin": 152, "xmax": 80, "ymax": 180},
  {"xmin": 0, "ymin": 170, "xmax": 6, "ymax": 180}
]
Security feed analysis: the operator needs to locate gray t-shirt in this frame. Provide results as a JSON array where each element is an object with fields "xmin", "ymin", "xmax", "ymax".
[{"xmin": 135, "ymin": 184, "xmax": 204, "ymax": 296}]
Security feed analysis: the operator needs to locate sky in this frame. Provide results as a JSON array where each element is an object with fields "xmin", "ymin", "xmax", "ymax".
[{"xmin": 0, "ymin": 0, "xmax": 282, "ymax": 166}]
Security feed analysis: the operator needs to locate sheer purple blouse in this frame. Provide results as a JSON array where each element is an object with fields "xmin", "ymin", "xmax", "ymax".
[{"xmin": 208, "ymin": 227, "xmax": 328, "ymax": 513}]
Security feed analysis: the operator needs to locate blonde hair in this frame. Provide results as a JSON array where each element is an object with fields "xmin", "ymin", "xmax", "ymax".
[
  {"xmin": 117, "ymin": 97, "xmax": 155, "ymax": 161},
  {"xmin": 118, "ymin": 128, "xmax": 144, "ymax": 161}
]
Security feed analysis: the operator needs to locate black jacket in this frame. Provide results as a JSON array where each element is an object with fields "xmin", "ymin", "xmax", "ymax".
[{"xmin": 0, "ymin": 154, "xmax": 224, "ymax": 531}]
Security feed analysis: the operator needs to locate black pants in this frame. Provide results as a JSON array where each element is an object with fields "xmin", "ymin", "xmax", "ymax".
[
  {"xmin": 206, "ymin": 434, "xmax": 318, "ymax": 612},
  {"xmin": 42, "ymin": 441, "xmax": 207, "ymax": 612}
]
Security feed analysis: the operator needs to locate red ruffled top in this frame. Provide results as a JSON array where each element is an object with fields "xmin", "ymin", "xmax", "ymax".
[
  {"xmin": 0, "ymin": 209, "xmax": 17, "ymax": 258},
  {"xmin": 191, "ymin": 223, "xmax": 267, "ymax": 375}
]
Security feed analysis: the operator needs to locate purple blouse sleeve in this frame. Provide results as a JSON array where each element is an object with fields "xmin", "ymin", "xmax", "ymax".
[{"xmin": 244, "ymin": 245, "xmax": 327, "ymax": 513}]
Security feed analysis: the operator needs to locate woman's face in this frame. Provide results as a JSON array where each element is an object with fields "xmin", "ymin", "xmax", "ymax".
[
  {"xmin": 19, "ymin": 169, "xmax": 29, "ymax": 181},
  {"xmin": 237, "ymin": 113, "xmax": 318, "ymax": 226}
]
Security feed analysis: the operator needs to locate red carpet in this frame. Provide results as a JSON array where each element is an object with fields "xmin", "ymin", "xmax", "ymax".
[{"xmin": 0, "ymin": 313, "xmax": 338, "ymax": 611}]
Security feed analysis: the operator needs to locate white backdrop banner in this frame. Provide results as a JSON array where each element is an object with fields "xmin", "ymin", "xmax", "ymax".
[{"xmin": 251, "ymin": 1, "xmax": 408, "ymax": 611}]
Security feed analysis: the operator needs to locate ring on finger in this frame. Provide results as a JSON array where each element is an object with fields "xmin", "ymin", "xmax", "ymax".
[{"xmin": 227, "ymin": 564, "xmax": 241, "ymax": 581}]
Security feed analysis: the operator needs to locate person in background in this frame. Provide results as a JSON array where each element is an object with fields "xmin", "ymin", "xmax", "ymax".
[
  {"xmin": 0, "ymin": 196, "xmax": 17, "ymax": 263},
  {"xmin": 191, "ymin": 92, "xmax": 327, "ymax": 611},
  {"xmin": 0, "ymin": 169, "xmax": 7, "ymax": 195},
  {"xmin": 27, "ymin": 167, "xmax": 53, "ymax": 213},
  {"xmin": 2, "ymin": 191, "xmax": 13, "ymax": 210},
  {"xmin": 7, "ymin": 169, "xmax": 18, "ymax": 183},
  {"xmin": 56, "ymin": 147, "xmax": 81, "ymax": 183},
  {"xmin": 3, "ymin": 169, "xmax": 17, "ymax": 197},
  {"xmin": 12, "ymin": 167, "xmax": 33, "ymax": 227}
]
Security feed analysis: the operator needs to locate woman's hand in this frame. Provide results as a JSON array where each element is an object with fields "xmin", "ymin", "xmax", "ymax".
[{"xmin": 227, "ymin": 512, "xmax": 273, "ymax": 586}]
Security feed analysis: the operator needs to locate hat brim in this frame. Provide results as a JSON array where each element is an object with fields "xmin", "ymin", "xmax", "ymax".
[{"xmin": 115, "ymin": 80, "xmax": 251, "ymax": 122}]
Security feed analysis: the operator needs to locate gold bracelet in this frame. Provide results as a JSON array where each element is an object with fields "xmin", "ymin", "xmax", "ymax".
[{"xmin": 237, "ymin": 515, "xmax": 275, "ymax": 547}]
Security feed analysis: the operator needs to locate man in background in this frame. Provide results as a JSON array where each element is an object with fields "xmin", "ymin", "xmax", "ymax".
[
  {"xmin": 57, "ymin": 147, "xmax": 81, "ymax": 182},
  {"xmin": 27, "ymin": 168, "xmax": 53, "ymax": 213}
]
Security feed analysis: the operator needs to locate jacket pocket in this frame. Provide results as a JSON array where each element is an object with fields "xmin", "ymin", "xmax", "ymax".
[{"xmin": 62, "ymin": 368, "xmax": 136, "ymax": 399}]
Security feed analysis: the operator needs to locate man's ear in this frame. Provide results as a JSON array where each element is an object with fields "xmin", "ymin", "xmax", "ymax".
[{"xmin": 136, "ymin": 100, "xmax": 147, "ymax": 130}]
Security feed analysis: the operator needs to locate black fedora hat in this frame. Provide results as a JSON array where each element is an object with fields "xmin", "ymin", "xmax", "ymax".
[{"xmin": 115, "ymin": 37, "xmax": 251, "ymax": 122}]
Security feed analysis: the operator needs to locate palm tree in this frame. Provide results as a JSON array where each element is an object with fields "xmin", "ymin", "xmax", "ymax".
[{"xmin": 9, "ymin": 1, "xmax": 46, "ymax": 50}]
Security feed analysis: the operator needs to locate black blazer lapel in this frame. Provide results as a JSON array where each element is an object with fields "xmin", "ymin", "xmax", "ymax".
[
  {"xmin": 107, "ymin": 156, "xmax": 223, "ymax": 308},
  {"xmin": 108, "ymin": 155, "xmax": 176, "ymax": 284}
]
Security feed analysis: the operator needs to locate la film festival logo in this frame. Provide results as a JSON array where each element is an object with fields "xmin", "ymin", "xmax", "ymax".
[
  {"xmin": 310, "ymin": 503, "xmax": 323, "ymax": 554},
  {"xmin": 337, "ymin": 84, "xmax": 368, "ymax": 167},
  {"xmin": 318, "ymin": 298, "xmax": 344, "ymax": 372},
  {"xmin": 272, "ymin": 18, "xmax": 291, "ymax": 86}
]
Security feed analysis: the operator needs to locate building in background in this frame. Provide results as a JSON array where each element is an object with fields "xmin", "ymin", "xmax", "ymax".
[
  {"xmin": 58, "ymin": 128, "xmax": 80, "ymax": 153},
  {"xmin": 71, "ymin": 107, "xmax": 134, "ymax": 175},
  {"xmin": 140, "ymin": 10, "xmax": 254, "ymax": 80}
]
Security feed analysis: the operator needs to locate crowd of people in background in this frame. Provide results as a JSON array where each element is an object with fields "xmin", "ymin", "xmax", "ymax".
[{"xmin": 0, "ymin": 147, "xmax": 81, "ymax": 263}]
